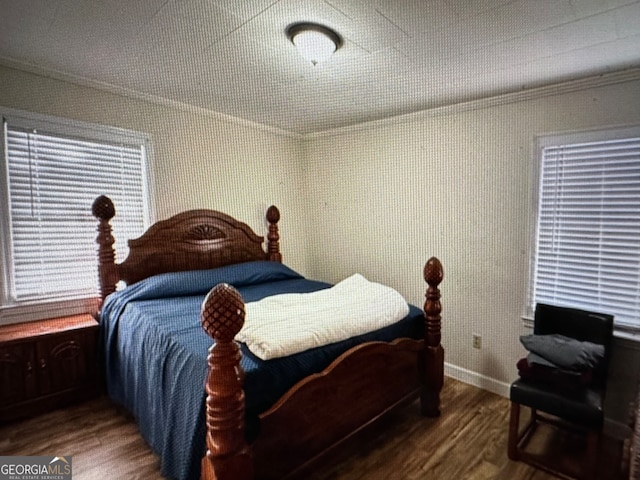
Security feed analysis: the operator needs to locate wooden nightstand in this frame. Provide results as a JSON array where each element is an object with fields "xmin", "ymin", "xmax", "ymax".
[{"xmin": 0, "ymin": 314, "xmax": 99, "ymax": 423}]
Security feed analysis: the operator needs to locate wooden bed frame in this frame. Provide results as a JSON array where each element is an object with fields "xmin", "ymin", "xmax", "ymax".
[{"xmin": 92, "ymin": 195, "xmax": 444, "ymax": 480}]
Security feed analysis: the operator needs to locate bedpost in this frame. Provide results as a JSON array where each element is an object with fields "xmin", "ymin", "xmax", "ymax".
[
  {"xmin": 201, "ymin": 284, "xmax": 253, "ymax": 480},
  {"xmin": 421, "ymin": 256, "xmax": 444, "ymax": 417},
  {"xmin": 92, "ymin": 195, "xmax": 117, "ymax": 310},
  {"xmin": 266, "ymin": 205, "xmax": 282, "ymax": 263}
]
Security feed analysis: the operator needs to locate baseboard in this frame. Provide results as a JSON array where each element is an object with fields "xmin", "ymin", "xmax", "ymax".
[{"xmin": 444, "ymin": 362, "xmax": 511, "ymax": 398}]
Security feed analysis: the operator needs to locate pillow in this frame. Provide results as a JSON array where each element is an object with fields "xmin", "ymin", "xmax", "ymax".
[
  {"xmin": 526, "ymin": 352, "xmax": 557, "ymax": 368},
  {"xmin": 121, "ymin": 261, "xmax": 302, "ymax": 300},
  {"xmin": 519, "ymin": 334, "xmax": 605, "ymax": 371},
  {"xmin": 101, "ymin": 261, "xmax": 304, "ymax": 320}
]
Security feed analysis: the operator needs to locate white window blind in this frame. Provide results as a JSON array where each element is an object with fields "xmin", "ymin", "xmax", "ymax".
[
  {"xmin": 1, "ymin": 112, "xmax": 148, "ymax": 312},
  {"xmin": 531, "ymin": 127, "xmax": 640, "ymax": 333}
]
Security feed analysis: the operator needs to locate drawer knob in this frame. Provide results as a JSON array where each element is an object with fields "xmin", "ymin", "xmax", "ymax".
[{"xmin": 40, "ymin": 358, "xmax": 47, "ymax": 369}]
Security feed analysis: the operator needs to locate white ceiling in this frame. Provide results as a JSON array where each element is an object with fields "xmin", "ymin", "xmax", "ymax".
[{"xmin": 1, "ymin": 0, "xmax": 639, "ymax": 134}]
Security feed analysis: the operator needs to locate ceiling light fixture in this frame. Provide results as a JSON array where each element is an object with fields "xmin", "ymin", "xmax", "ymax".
[{"xmin": 286, "ymin": 22, "xmax": 342, "ymax": 66}]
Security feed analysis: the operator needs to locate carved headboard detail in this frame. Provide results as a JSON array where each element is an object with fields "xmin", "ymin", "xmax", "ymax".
[
  {"xmin": 92, "ymin": 196, "xmax": 282, "ymax": 307},
  {"xmin": 187, "ymin": 223, "xmax": 225, "ymax": 241}
]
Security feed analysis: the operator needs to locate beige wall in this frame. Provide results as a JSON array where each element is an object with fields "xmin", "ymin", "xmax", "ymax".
[
  {"xmin": 302, "ymin": 78, "xmax": 640, "ymax": 426},
  {"xmin": 2, "ymin": 62, "xmax": 639, "ymax": 426},
  {"xmin": 0, "ymin": 64, "xmax": 309, "ymax": 273}
]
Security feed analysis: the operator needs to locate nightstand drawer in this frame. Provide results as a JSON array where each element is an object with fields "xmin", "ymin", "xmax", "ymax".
[
  {"xmin": 36, "ymin": 329, "xmax": 96, "ymax": 395},
  {"xmin": 0, "ymin": 314, "xmax": 99, "ymax": 422},
  {"xmin": 0, "ymin": 343, "xmax": 37, "ymax": 405}
]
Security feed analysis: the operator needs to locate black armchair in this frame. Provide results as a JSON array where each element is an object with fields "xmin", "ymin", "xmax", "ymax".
[{"xmin": 508, "ymin": 303, "xmax": 614, "ymax": 479}]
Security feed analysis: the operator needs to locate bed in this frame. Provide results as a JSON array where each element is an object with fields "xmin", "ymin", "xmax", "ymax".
[{"xmin": 92, "ymin": 195, "xmax": 444, "ymax": 480}]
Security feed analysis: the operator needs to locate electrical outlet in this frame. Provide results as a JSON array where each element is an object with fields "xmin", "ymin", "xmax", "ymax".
[{"xmin": 472, "ymin": 334, "xmax": 482, "ymax": 349}]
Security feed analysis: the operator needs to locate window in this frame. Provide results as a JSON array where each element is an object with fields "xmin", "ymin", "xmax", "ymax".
[
  {"xmin": 0, "ymin": 108, "xmax": 150, "ymax": 324},
  {"xmin": 528, "ymin": 125, "xmax": 640, "ymax": 334}
]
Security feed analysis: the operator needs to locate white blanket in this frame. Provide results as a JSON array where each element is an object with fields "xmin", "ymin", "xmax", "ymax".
[{"xmin": 237, "ymin": 274, "xmax": 409, "ymax": 360}]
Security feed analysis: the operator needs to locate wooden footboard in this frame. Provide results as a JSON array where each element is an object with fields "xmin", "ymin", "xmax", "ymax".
[
  {"xmin": 201, "ymin": 258, "xmax": 444, "ymax": 480},
  {"xmin": 254, "ymin": 338, "xmax": 425, "ymax": 479}
]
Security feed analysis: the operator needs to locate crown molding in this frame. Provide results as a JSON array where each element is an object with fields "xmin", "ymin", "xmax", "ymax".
[
  {"xmin": 2, "ymin": 55, "xmax": 639, "ymax": 142},
  {"xmin": 0, "ymin": 56, "xmax": 303, "ymax": 140},
  {"xmin": 305, "ymin": 67, "xmax": 640, "ymax": 140}
]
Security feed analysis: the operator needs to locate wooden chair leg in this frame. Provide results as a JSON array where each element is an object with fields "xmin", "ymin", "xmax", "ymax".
[
  {"xmin": 508, "ymin": 401, "xmax": 520, "ymax": 461},
  {"xmin": 582, "ymin": 431, "xmax": 599, "ymax": 480}
]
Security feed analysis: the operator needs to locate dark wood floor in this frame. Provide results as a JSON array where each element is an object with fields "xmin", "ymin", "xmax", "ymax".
[{"xmin": 0, "ymin": 377, "xmax": 626, "ymax": 479}]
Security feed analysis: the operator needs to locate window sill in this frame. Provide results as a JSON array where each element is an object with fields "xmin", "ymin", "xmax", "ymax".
[
  {"xmin": 0, "ymin": 297, "xmax": 99, "ymax": 327},
  {"xmin": 612, "ymin": 330, "xmax": 640, "ymax": 350}
]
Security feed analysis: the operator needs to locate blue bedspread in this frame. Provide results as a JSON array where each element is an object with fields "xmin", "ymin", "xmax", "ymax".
[{"xmin": 100, "ymin": 261, "xmax": 423, "ymax": 480}]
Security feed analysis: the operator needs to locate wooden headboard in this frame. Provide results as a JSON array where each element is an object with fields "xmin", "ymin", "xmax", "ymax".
[{"xmin": 92, "ymin": 195, "xmax": 282, "ymax": 307}]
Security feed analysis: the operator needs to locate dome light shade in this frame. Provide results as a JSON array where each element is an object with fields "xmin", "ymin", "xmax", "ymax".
[{"xmin": 287, "ymin": 23, "xmax": 342, "ymax": 66}]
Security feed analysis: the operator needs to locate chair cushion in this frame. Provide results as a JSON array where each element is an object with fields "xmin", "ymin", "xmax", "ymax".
[
  {"xmin": 531, "ymin": 303, "xmax": 614, "ymax": 390},
  {"xmin": 510, "ymin": 378, "xmax": 605, "ymax": 429},
  {"xmin": 520, "ymin": 334, "xmax": 605, "ymax": 370}
]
